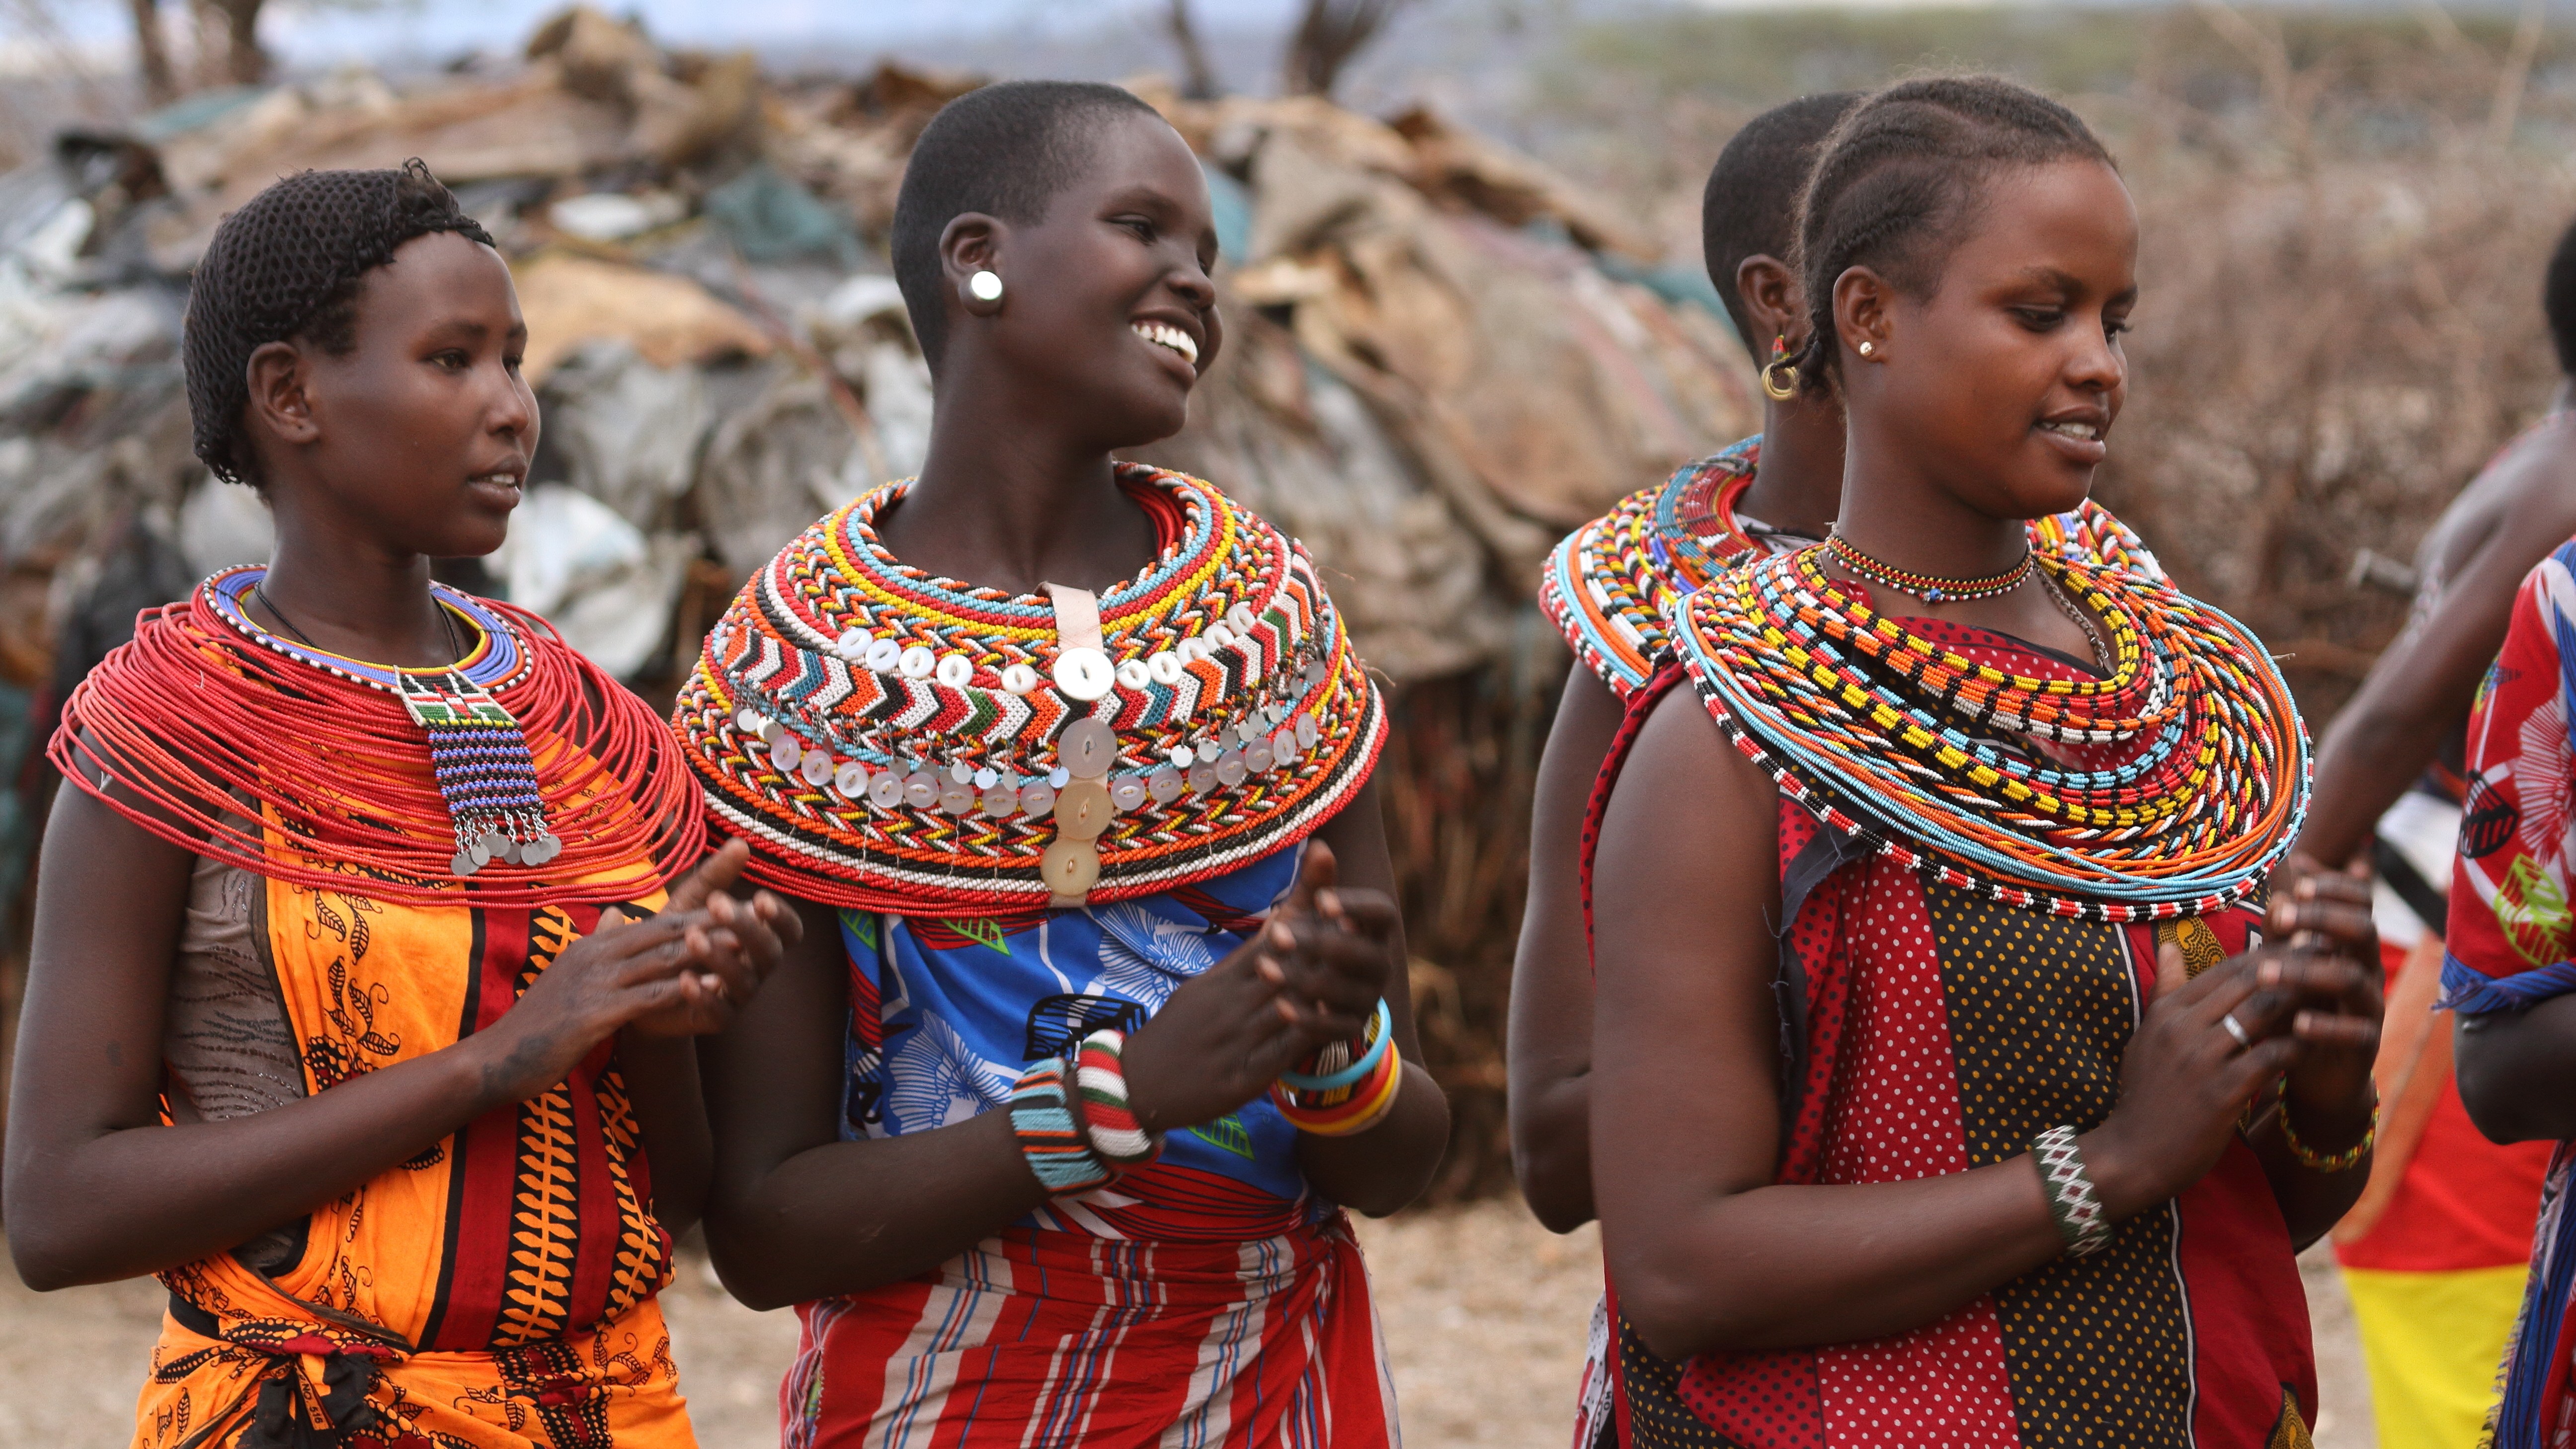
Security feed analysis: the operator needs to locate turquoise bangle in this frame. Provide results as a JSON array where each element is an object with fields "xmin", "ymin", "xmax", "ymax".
[{"xmin": 1279, "ymin": 999, "xmax": 1392, "ymax": 1091}]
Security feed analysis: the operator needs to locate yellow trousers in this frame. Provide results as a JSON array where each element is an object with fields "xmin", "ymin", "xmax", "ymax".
[{"xmin": 2341, "ymin": 1264, "xmax": 2529, "ymax": 1449}]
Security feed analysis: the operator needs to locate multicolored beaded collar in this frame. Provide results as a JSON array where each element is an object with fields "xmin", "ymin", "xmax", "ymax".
[
  {"xmin": 51, "ymin": 565, "xmax": 702, "ymax": 906},
  {"xmin": 1539, "ymin": 439, "xmax": 1777, "ymax": 699},
  {"xmin": 1540, "ymin": 433, "xmax": 2171, "ymax": 699},
  {"xmin": 673, "ymin": 464, "xmax": 1387, "ymax": 916},
  {"xmin": 1671, "ymin": 530, "xmax": 2306, "ymax": 921}
]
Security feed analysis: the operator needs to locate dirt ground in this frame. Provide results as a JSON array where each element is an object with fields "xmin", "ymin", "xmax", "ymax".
[{"xmin": 0, "ymin": 1202, "xmax": 2382, "ymax": 1448}]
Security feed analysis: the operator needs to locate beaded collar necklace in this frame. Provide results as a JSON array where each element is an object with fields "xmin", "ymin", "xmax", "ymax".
[
  {"xmin": 49, "ymin": 566, "xmax": 701, "ymax": 905},
  {"xmin": 675, "ymin": 464, "xmax": 1385, "ymax": 916},
  {"xmin": 1541, "ymin": 439, "xmax": 1785, "ymax": 699},
  {"xmin": 1673, "ymin": 535, "xmax": 2306, "ymax": 920}
]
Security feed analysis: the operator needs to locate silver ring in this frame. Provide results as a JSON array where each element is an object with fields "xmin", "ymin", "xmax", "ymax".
[{"xmin": 2221, "ymin": 1012, "xmax": 2253, "ymax": 1049}]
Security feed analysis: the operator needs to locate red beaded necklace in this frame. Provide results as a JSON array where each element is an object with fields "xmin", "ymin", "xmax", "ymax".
[{"xmin": 52, "ymin": 572, "xmax": 700, "ymax": 907}]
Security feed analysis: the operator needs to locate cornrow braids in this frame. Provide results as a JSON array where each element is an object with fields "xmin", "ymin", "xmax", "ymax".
[
  {"xmin": 1784, "ymin": 76, "xmax": 2112, "ymax": 397},
  {"xmin": 184, "ymin": 159, "xmax": 494, "ymax": 486}
]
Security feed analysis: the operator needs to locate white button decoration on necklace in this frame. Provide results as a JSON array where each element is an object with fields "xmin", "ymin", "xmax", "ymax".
[
  {"xmin": 736, "ymin": 708, "xmax": 765, "ymax": 735},
  {"xmin": 1188, "ymin": 761, "xmax": 1220, "ymax": 794},
  {"xmin": 834, "ymin": 629, "xmax": 872, "ymax": 660},
  {"xmin": 1246, "ymin": 738, "xmax": 1276, "ymax": 773},
  {"xmin": 1058, "ymin": 719, "xmax": 1117, "ymax": 779},
  {"xmin": 801, "ymin": 750, "xmax": 835, "ymax": 787},
  {"xmin": 1215, "ymin": 749, "xmax": 1248, "ymax": 787},
  {"xmin": 1147, "ymin": 651, "xmax": 1185, "ymax": 685},
  {"xmin": 1145, "ymin": 765, "xmax": 1185, "ymax": 804},
  {"xmin": 761, "ymin": 720, "xmax": 788, "ymax": 746},
  {"xmin": 935, "ymin": 653, "xmax": 974, "ymax": 688},
  {"xmin": 981, "ymin": 784, "xmax": 1019, "ymax": 817},
  {"xmin": 1206, "ymin": 624, "xmax": 1238, "ymax": 652},
  {"xmin": 770, "ymin": 734, "xmax": 802, "ymax": 771},
  {"xmin": 1018, "ymin": 781, "xmax": 1057, "ymax": 816},
  {"xmin": 1001, "ymin": 662, "xmax": 1040, "ymax": 695},
  {"xmin": 937, "ymin": 778, "xmax": 976, "ymax": 815},
  {"xmin": 1226, "ymin": 603, "xmax": 1258, "ymax": 635},
  {"xmin": 1110, "ymin": 777, "xmax": 1147, "ymax": 811},
  {"xmin": 1176, "ymin": 637, "xmax": 1211, "ymax": 665},
  {"xmin": 865, "ymin": 638, "xmax": 903, "ymax": 673},
  {"xmin": 1297, "ymin": 713, "xmax": 1322, "ymax": 749},
  {"xmin": 835, "ymin": 761, "xmax": 869, "ymax": 796},
  {"xmin": 898, "ymin": 645, "xmax": 936, "ymax": 680},
  {"xmin": 867, "ymin": 771, "xmax": 905, "ymax": 809},
  {"xmin": 901, "ymin": 770, "xmax": 939, "ymax": 809},
  {"xmin": 1115, "ymin": 659, "xmax": 1152, "ymax": 691},
  {"xmin": 1052, "ymin": 646, "xmax": 1114, "ymax": 701}
]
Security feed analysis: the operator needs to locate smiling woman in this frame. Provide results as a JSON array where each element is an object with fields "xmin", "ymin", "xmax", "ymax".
[
  {"xmin": 674, "ymin": 81, "xmax": 1449, "ymax": 1447},
  {"xmin": 1583, "ymin": 78, "xmax": 2381, "ymax": 1448},
  {"xmin": 3, "ymin": 161, "xmax": 801, "ymax": 1449}
]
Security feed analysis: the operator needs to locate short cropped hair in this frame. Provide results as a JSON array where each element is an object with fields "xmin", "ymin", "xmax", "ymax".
[
  {"xmin": 890, "ymin": 80, "xmax": 1166, "ymax": 370},
  {"xmin": 184, "ymin": 159, "xmax": 493, "ymax": 486},
  {"xmin": 2546, "ymin": 213, "xmax": 2576, "ymax": 376},
  {"xmin": 1701, "ymin": 92, "xmax": 1862, "ymax": 350}
]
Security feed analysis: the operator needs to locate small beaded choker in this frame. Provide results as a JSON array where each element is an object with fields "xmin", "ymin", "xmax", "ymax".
[{"xmin": 1826, "ymin": 534, "xmax": 2035, "ymax": 603}]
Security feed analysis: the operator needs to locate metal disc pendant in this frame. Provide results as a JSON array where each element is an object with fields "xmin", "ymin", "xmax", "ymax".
[{"xmin": 451, "ymin": 848, "xmax": 481, "ymax": 877}]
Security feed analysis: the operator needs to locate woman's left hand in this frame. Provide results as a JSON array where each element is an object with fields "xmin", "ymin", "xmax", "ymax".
[{"xmin": 2254, "ymin": 854, "xmax": 2383, "ymax": 1113}]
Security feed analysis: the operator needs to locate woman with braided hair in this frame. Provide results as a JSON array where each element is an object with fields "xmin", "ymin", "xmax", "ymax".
[
  {"xmin": 679, "ymin": 82, "xmax": 1446, "ymax": 1446},
  {"xmin": 4, "ymin": 161, "xmax": 799, "ymax": 1447},
  {"xmin": 1586, "ymin": 77, "xmax": 2382, "ymax": 1447}
]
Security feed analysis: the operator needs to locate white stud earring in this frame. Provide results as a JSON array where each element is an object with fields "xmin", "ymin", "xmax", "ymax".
[
  {"xmin": 968, "ymin": 270, "xmax": 1004, "ymax": 303},
  {"xmin": 1857, "ymin": 340, "xmax": 1876, "ymax": 358}
]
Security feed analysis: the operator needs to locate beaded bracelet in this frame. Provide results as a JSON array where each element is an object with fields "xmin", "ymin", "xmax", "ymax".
[
  {"xmin": 1279, "ymin": 999, "xmax": 1392, "ymax": 1093},
  {"xmin": 2277, "ymin": 1086, "xmax": 2378, "ymax": 1174},
  {"xmin": 1072, "ymin": 1030, "xmax": 1164, "ymax": 1169},
  {"xmin": 1272, "ymin": 1039, "xmax": 1404, "ymax": 1137},
  {"xmin": 2031, "ymin": 1125, "xmax": 2112, "ymax": 1257},
  {"xmin": 1009, "ymin": 1057, "xmax": 1114, "ymax": 1196}
]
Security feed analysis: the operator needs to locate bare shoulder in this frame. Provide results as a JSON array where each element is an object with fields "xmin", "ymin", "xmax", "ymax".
[{"xmin": 2427, "ymin": 424, "xmax": 2576, "ymax": 578}]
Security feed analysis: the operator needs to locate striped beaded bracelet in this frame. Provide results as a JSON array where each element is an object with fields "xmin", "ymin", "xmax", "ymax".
[
  {"xmin": 1073, "ymin": 1030, "xmax": 1165, "ymax": 1170},
  {"xmin": 2278, "ymin": 1088, "xmax": 2377, "ymax": 1174},
  {"xmin": 1008, "ymin": 1057, "xmax": 1115, "ymax": 1196},
  {"xmin": 2031, "ymin": 1124, "xmax": 2111, "ymax": 1257}
]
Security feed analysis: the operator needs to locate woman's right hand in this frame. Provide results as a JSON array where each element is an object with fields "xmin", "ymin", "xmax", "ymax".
[
  {"xmin": 1119, "ymin": 843, "xmax": 1382, "ymax": 1133},
  {"xmin": 476, "ymin": 839, "xmax": 786, "ymax": 1104},
  {"xmin": 2082, "ymin": 939, "xmax": 2303, "ymax": 1214}
]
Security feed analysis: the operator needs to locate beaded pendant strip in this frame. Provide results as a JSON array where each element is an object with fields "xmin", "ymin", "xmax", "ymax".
[
  {"xmin": 1671, "ymin": 535, "xmax": 2308, "ymax": 920},
  {"xmin": 50, "ymin": 566, "xmax": 700, "ymax": 906},
  {"xmin": 1539, "ymin": 433, "xmax": 2171, "ymax": 700},
  {"xmin": 672, "ymin": 464, "xmax": 1387, "ymax": 916},
  {"xmin": 204, "ymin": 569, "xmax": 561, "ymax": 874}
]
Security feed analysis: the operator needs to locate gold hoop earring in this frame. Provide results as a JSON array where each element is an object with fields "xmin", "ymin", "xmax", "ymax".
[{"xmin": 1762, "ymin": 334, "xmax": 1798, "ymax": 401}]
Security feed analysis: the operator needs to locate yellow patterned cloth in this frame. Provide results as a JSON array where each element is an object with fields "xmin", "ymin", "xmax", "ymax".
[{"xmin": 131, "ymin": 853, "xmax": 694, "ymax": 1449}]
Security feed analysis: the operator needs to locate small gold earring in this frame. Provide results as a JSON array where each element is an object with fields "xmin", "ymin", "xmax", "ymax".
[{"xmin": 1857, "ymin": 340, "xmax": 1877, "ymax": 358}]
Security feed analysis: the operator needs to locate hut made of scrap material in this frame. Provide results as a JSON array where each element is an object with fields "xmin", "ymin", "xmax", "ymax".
[{"xmin": 0, "ymin": 5, "xmax": 1762, "ymax": 1194}]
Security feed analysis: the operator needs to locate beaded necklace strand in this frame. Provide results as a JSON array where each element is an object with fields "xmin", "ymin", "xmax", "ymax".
[{"xmin": 1826, "ymin": 533, "xmax": 2036, "ymax": 603}]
